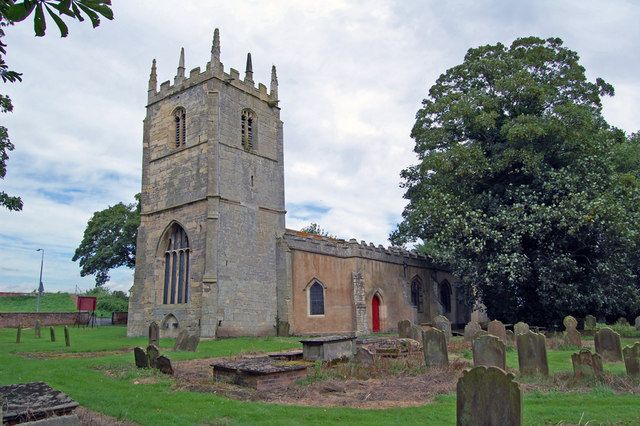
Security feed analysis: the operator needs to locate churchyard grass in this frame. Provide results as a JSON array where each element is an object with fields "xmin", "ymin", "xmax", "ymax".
[
  {"xmin": 0, "ymin": 292, "xmax": 76, "ymax": 313},
  {"xmin": 1, "ymin": 327, "xmax": 640, "ymax": 425}
]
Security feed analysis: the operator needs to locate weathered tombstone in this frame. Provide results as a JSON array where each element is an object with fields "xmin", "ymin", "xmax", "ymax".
[
  {"xmin": 134, "ymin": 347, "xmax": 149, "ymax": 368},
  {"xmin": 156, "ymin": 355, "xmax": 174, "ymax": 375},
  {"xmin": 563, "ymin": 315, "xmax": 582, "ymax": 347},
  {"xmin": 571, "ymin": 348, "xmax": 604, "ymax": 379},
  {"xmin": 64, "ymin": 326, "xmax": 71, "ymax": 347},
  {"xmin": 354, "ymin": 347, "xmax": 375, "ymax": 367},
  {"xmin": 148, "ymin": 321, "xmax": 160, "ymax": 347},
  {"xmin": 397, "ymin": 320, "xmax": 412, "ymax": 338},
  {"xmin": 34, "ymin": 320, "xmax": 42, "ymax": 338},
  {"xmin": 622, "ymin": 342, "xmax": 640, "ymax": 377},
  {"xmin": 513, "ymin": 322, "xmax": 530, "ymax": 336},
  {"xmin": 456, "ymin": 366, "xmax": 522, "ymax": 426},
  {"xmin": 173, "ymin": 329, "xmax": 189, "ymax": 351},
  {"xmin": 616, "ymin": 317, "xmax": 629, "ymax": 326},
  {"xmin": 276, "ymin": 321, "xmax": 290, "ymax": 337},
  {"xmin": 487, "ymin": 320, "xmax": 507, "ymax": 344},
  {"xmin": 584, "ymin": 315, "xmax": 597, "ymax": 331},
  {"xmin": 185, "ymin": 334, "xmax": 200, "ymax": 352},
  {"xmin": 434, "ymin": 315, "xmax": 452, "ymax": 343},
  {"xmin": 516, "ymin": 331, "xmax": 549, "ymax": 376},
  {"xmin": 464, "ymin": 321, "xmax": 482, "ymax": 342},
  {"xmin": 422, "ymin": 328, "xmax": 449, "ymax": 367},
  {"xmin": 49, "ymin": 326, "xmax": 56, "ymax": 342},
  {"xmin": 505, "ymin": 330, "xmax": 515, "ymax": 346},
  {"xmin": 147, "ymin": 344, "xmax": 160, "ymax": 368},
  {"xmin": 409, "ymin": 324, "xmax": 422, "ymax": 342},
  {"xmin": 594, "ymin": 327, "xmax": 623, "ymax": 362},
  {"xmin": 635, "ymin": 316, "xmax": 640, "ymax": 331},
  {"xmin": 472, "ymin": 335, "xmax": 506, "ymax": 370},
  {"xmin": 15, "ymin": 326, "xmax": 21, "ymax": 343}
]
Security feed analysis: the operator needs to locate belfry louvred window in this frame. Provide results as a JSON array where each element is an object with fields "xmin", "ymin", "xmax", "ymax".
[
  {"xmin": 163, "ymin": 224, "xmax": 190, "ymax": 304},
  {"xmin": 241, "ymin": 109, "xmax": 255, "ymax": 150},
  {"xmin": 174, "ymin": 107, "xmax": 186, "ymax": 147}
]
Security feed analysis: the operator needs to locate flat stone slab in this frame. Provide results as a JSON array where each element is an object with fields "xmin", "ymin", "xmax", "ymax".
[
  {"xmin": 267, "ymin": 350, "xmax": 303, "ymax": 361},
  {"xmin": 299, "ymin": 335, "xmax": 356, "ymax": 344},
  {"xmin": 0, "ymin": 382, "xmax": 79, "ymax": 424},
  {"xmin": 211, "ymin": 357, "xmax": 311, "ymax": 391},
  {"xmin": 212, "ymin": 357, "xmax": 310, "ymax": 375},
  {"xmin": 300, "ymin": 335, "xmax": 356, "ymax": 361}
]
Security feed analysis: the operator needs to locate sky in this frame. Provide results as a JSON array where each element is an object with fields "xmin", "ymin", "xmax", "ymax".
[{"xmin": 0, "ymin": 1, "xmax": 639, "ymax": 294}]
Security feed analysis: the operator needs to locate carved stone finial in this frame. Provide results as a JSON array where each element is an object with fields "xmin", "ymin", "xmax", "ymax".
[
  {"xmin": 175, "ymin": 47, "xmax": 185, "ymax": 83},
  {"xmin": 211, "ymin": 28, "xmax": 221, "ymax": 70},
  {"xmin": 148, "ymin": 59, "xmax": 157, "ymax": 93},
  {"xmin": 270, "ymin": 64, "xmax": 278, "ymax": 99},
  {"xmin": 244, "ymin": 52, "xmax": 253, "ymax": 83}
]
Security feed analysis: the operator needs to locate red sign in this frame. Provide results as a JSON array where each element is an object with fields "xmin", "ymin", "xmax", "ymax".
[{"xmin": 76, "ymin": 296, "xmax": 97, "ymax": 311}]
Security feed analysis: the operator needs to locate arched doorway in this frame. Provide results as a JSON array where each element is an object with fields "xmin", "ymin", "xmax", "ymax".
[{"xmin": 372, "ymin": 294, "xmax": 381, "ymax": 333}]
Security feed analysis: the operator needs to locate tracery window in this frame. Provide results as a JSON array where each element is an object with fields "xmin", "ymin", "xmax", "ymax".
[
  {"xmin": 309, "ymin": 281, "xmax": 325, "ymax": 316},
  {"xmin": 163, "ymin": 224, "xmax": 190, "ymax": 304},
  {"xmin": 411, "ymin": 277, "xmax": 424, "ymax": 313},
  {"xmin": 241, "ymin": 109, "xmax": 255, "ymax": 150},
  {"xmin": 174, "ymin": 107, "xmax": 186, "ymax": 147},
  {"xmin": 440, "ymin": 280, "xmax": 452, "ymax": 314}
]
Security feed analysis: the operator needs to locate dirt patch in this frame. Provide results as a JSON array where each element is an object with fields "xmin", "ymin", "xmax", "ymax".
[
  {"xmin": 19, "ymin": 348, "xmax": 132, "ymax": 359},
  {"xmin": 75, "ymin": 406, "xmax": 136, "ymax": 426}
]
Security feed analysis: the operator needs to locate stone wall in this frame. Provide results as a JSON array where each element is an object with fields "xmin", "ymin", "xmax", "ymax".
[{"xmin": 0, "ymin": 312, "xmax": 83, "ymax": 328}]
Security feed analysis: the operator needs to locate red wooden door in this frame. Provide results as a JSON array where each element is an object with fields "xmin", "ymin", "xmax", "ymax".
[{"xmin": 372, "ymin": 295, "xmax": 381, "ymax": 333}]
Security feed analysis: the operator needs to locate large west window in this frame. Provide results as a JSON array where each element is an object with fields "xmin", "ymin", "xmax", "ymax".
[{"xmin": 163, "ymin": 224, "xmax": 190, "ymax": 304}]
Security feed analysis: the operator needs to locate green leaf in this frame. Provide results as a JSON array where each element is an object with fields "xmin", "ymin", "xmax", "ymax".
[
  {"xmin": 76, "ymin": 2, "xmax": 100, "ymax": 28},
  {"xmin": 33, "ymin": 2, "xmax": 46, "ymax": 37},
  {"xmin": 71, "ymin": 2, "xmax": 84, "ymax": 21},
  {"xmin": 4, "ymin": 1, "xmax": 36, "ymax": 23},
  {"xmin": 45, "ymin": 4, "xmax": 69, "ymax": 37}
]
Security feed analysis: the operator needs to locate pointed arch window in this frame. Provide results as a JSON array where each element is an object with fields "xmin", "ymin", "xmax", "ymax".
[
  {"xmin": 163, "ymin": 224, "xmax": 190, "ymax": 304},
  {"xmin": 307, "ymin": 280, "xmax": 325, "ymax": 316},
  {"xmin": 241, "ymin": 109, "xmax": 256, "ymax": 150},
  {"xmin": 410, "ymin": 276, "xmax": 424, "ymax": 313},
  {"xmin": 174, "ymin": 107, "xmax": 186, "ymax": 147},
  {"xmin": 440, "ymin": 280, "xmax": 452, "ymax": 314}
]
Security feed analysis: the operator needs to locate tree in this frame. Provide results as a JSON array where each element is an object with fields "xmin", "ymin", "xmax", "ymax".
[
  {"xmin": 72, "ymin": 194, "xmax": 140, "ymax": 286},
  {"xmin": 0, "ymin": 1, "xmax": 113, "ymax": 210},
  {"xmin": 391, "ymin": 37, "xmax": 640, "ymax": 326},
  {"xmin": 301, "ymin": 222, "xmax": 333, "ymax": 238}
]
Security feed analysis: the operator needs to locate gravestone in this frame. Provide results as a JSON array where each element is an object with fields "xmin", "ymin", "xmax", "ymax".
[
  {"xmin": 50, "ymin": 326, "xmax": 55, "ymax": 342},
  {"xmin": 635, "ymin": 316, "xmax": 640, "ymax": 331},
  {"xmin": 434, "ymin": 315, "xmax": 452, "ymax": 343},
  {"xmin": 185, "ymin": 334, "xmax": 200, "ymax": 352},
  {"xmin": 149, "ymin": 321, "xmax": 160, "ymax": 347},
  {"xmin": 15, "ymin": 326, "xmax": 21, "ymax": 344},
  {"xmin": 513, "ymin": 322, "xmax": 529, "ymax": 336},
  {"xmin": 156, "ymin": 355, "xmax": 174, "ymax": 375},
  {"xmin": 464, "ymin": 321, "xmax": 483, "ymax": 342},
  {"xmin": 487, "ymin": 320, "xmax": 507, "ymax": 344},
  {"xmin": 505, "ymin": 330, "xmax": 515, "ymax": 346},
  {"xmin": 594, "ymin": 327, "xmax": 623, "ymax": 362},
  {"xmin": 584, "ymin": 315, "xmax": 597, "ymax": 331},
  {"xmin": 34, "ymin": 320, "xmax": 42, "ymax": 338},
  {"xmin": 147, "ymin": 344, "xmax": 160, "ymax": 368},
  {"xmin": 563, "ymin": 315, "xmax": 581, "ymax": 347},
  {"xmin": 134, "ymin": 347, "xmax": 149, "ymax": 368},
  {"xmin": 397, "ymin": 320, "xmax": 412, "ymax": 338},
  {"xmin": 571, "ymin": 348, "xmax": 603, "ymax": 378},
  {"xmin": 354, "ymin": 347, "xmax": 375, "ymax": 367},
  {"xmin": 472, "ymin": 335, "xmax": 506, "ymax": 370},
  {"xmin": 422, "ymin": 328, "xmax": 449, "ymax": 367},
  {"xmin": 456, "ymin": 366, "xmax": 522, "ymax": 426},
  {"xmin": 623, "ymin": 342, "xmax": 640, "ymax": 377},
  {"xmin": 174, "ymin": 329, "xmax": 189, "ymax": 351},
  {"xmin": 276, "ymin": 321, "xmax": 290, "ymax": 337},
  {"xmin": 409, "ymin": 324, "xmax": 422, "ymax": 342},
  {"xmin": 616, "ymin": 317, "xmax": 629, "ymax": 326},
  {"xmin": 64, "ymin": 326, "xmax": 71, "ymax": 347},
  {"xmin": 516, "ymin": 331, "xmax": 549, "ymax": 376}
]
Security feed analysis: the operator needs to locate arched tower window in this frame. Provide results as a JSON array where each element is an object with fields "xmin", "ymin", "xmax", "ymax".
[
  {"xmin": 410, "ymin": 276, "xmax": 424, "ymax": 313},
  {"xmin": 440, "ymin": 280, "xmax": 452, "ymax": 314},
  {"xmin": 174, "ymin": 107, "xmax": 186, "ymax": 147},
  {"xmin": 241, "ymin": 109, "xmax": 256, "ymax": 150},
  {"xmin": 162, "ymin": 224, "xmax": 190, "ymax": 304},
  {"xmin": 308, "ymin": 280, "xmax": 325, "ymax": 316}
]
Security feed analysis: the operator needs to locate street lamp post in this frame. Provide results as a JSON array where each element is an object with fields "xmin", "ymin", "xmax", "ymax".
[{"xmin": 36, "ymin": 248, "xmax": 44, "ymax": 312}]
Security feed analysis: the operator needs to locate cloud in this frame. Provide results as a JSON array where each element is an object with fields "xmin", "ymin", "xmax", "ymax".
[{"xmin": 1, "ymin": 1, "xmax": 638, "ymax": 292}]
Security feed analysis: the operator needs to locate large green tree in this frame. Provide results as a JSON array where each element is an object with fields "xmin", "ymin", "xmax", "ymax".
[
  {"xmin": 72, "ymin": 195, "xmax": 140, "ymax": 286},
  {"xmin": 391, "ymin": 37, "xmax": 640, "ymax": 326}
]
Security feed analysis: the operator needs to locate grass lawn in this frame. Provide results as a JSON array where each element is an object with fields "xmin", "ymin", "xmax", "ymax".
[
  {"xmin": 0, "ymin": 293, "xmax": 76, "ymax": 313},
  {"xmin": 1, "ymin": 326, "xmax": 639, "ymax": 425}
]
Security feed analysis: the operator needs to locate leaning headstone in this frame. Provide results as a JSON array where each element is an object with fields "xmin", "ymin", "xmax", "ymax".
[
  {"xmin": 409, "ymin": 324, "xmax": 422, "ymax": 342},
  {"xmin": 156, "ymin": 355, "xmax": 174, "ymax": 375},
  {"xmin": 34, "ymin": 320, "xmax": 42, "ymax": 338},
  {"xmin": 513, "ymin": 322, "xmax": 530, "ymax": 336},
  {"xmin": 464, "ymin": 321, "xmax": 483, "ymax": 342},
  {"xmin": 563, "ymin": 315, "xmax": 582, "ymax": 347},
  {"xmin": 147, "ymin": 344, "xmax": 160, "ymax": 368},
  {"xmin": 505, "ymin": 330, "xmax": 515, "ymax": 347},
  {"xmin": 149, "ymin": 321, "xmax": 160, "ymax": 347},
  {"xmin": 584, "ymin": 315, "xmax": 597, "ymax": 331},
  {"xmin": 487, "ymin": 320, "xmax": 507, "ymax": 344},
  {"xmin": 456, "ymin": 366, "xmax": 522, "ymax": 426},
  {"xmin": 50, "ymin": 326, "xmax": 56, "ymax": 342},
  {"xmin": 397, "ymin": 320, "xmax": 412, "ymax": 338},
  {"xmin": 64, "ymin": 326, "xmax": 71, "ymax": 347},
  {"xmin": 422, "ymin": 328, "xmax": 449, "ymax": 367},
  {"xmin": 571, "ymin": 348, "xmax": 604, "ymax": 379},
  {"xmin": 15, "ymin": 326, "xmax": 21, "ymax": 344},
  {"xmin": 473, "ymin": 335, "xmax": 506, "ymax": 370},
  {"xmin": 173, "ymin": 329, "xmax": 189, "ymax": 351},
  {"xmin": 623, "ymin": 342, "xmax": 640, "ymax": 377},
  {"xmin": 594, "ymin": 327, "xmax": 623, "ymax": 362},
  {"xmin": 616, "ymin": 317, "xmax": 629, "ymax": 326},
  {"xmin": 134, "ymin": 347, "xmax": 149, "ymax": 368},
  {"xmin": 185, "ymin": 334, "xmax": 200, "ymax": 352},
  {"xmin": 354, "ymin": 347, "xmax": 375, "ymax": 367},
  {"xmin": 635, "ymin": 316, "xmax": 640, "ymax": 331},
  {"xmin": 434, "ymin": 315, "xmax": 452, "ymax": 343},
  {"xmin": 516, "ymin": 330, "xmax": 549, "ymax": 376}
]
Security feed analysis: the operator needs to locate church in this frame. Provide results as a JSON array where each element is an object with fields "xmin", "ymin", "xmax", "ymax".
[{"xmin": 127, "ymin": 29, "xmax": 470, "ymax": 338}]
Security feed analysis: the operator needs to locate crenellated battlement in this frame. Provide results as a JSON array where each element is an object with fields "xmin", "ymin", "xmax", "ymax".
[{"xmin": 146, "ymin": 28, "xmax": 278, "ymax": 107}]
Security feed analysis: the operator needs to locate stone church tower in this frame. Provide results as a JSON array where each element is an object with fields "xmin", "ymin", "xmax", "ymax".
[{"xmin": 127, "ymin": 29, "xmax": 286, "ymax": 338}]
